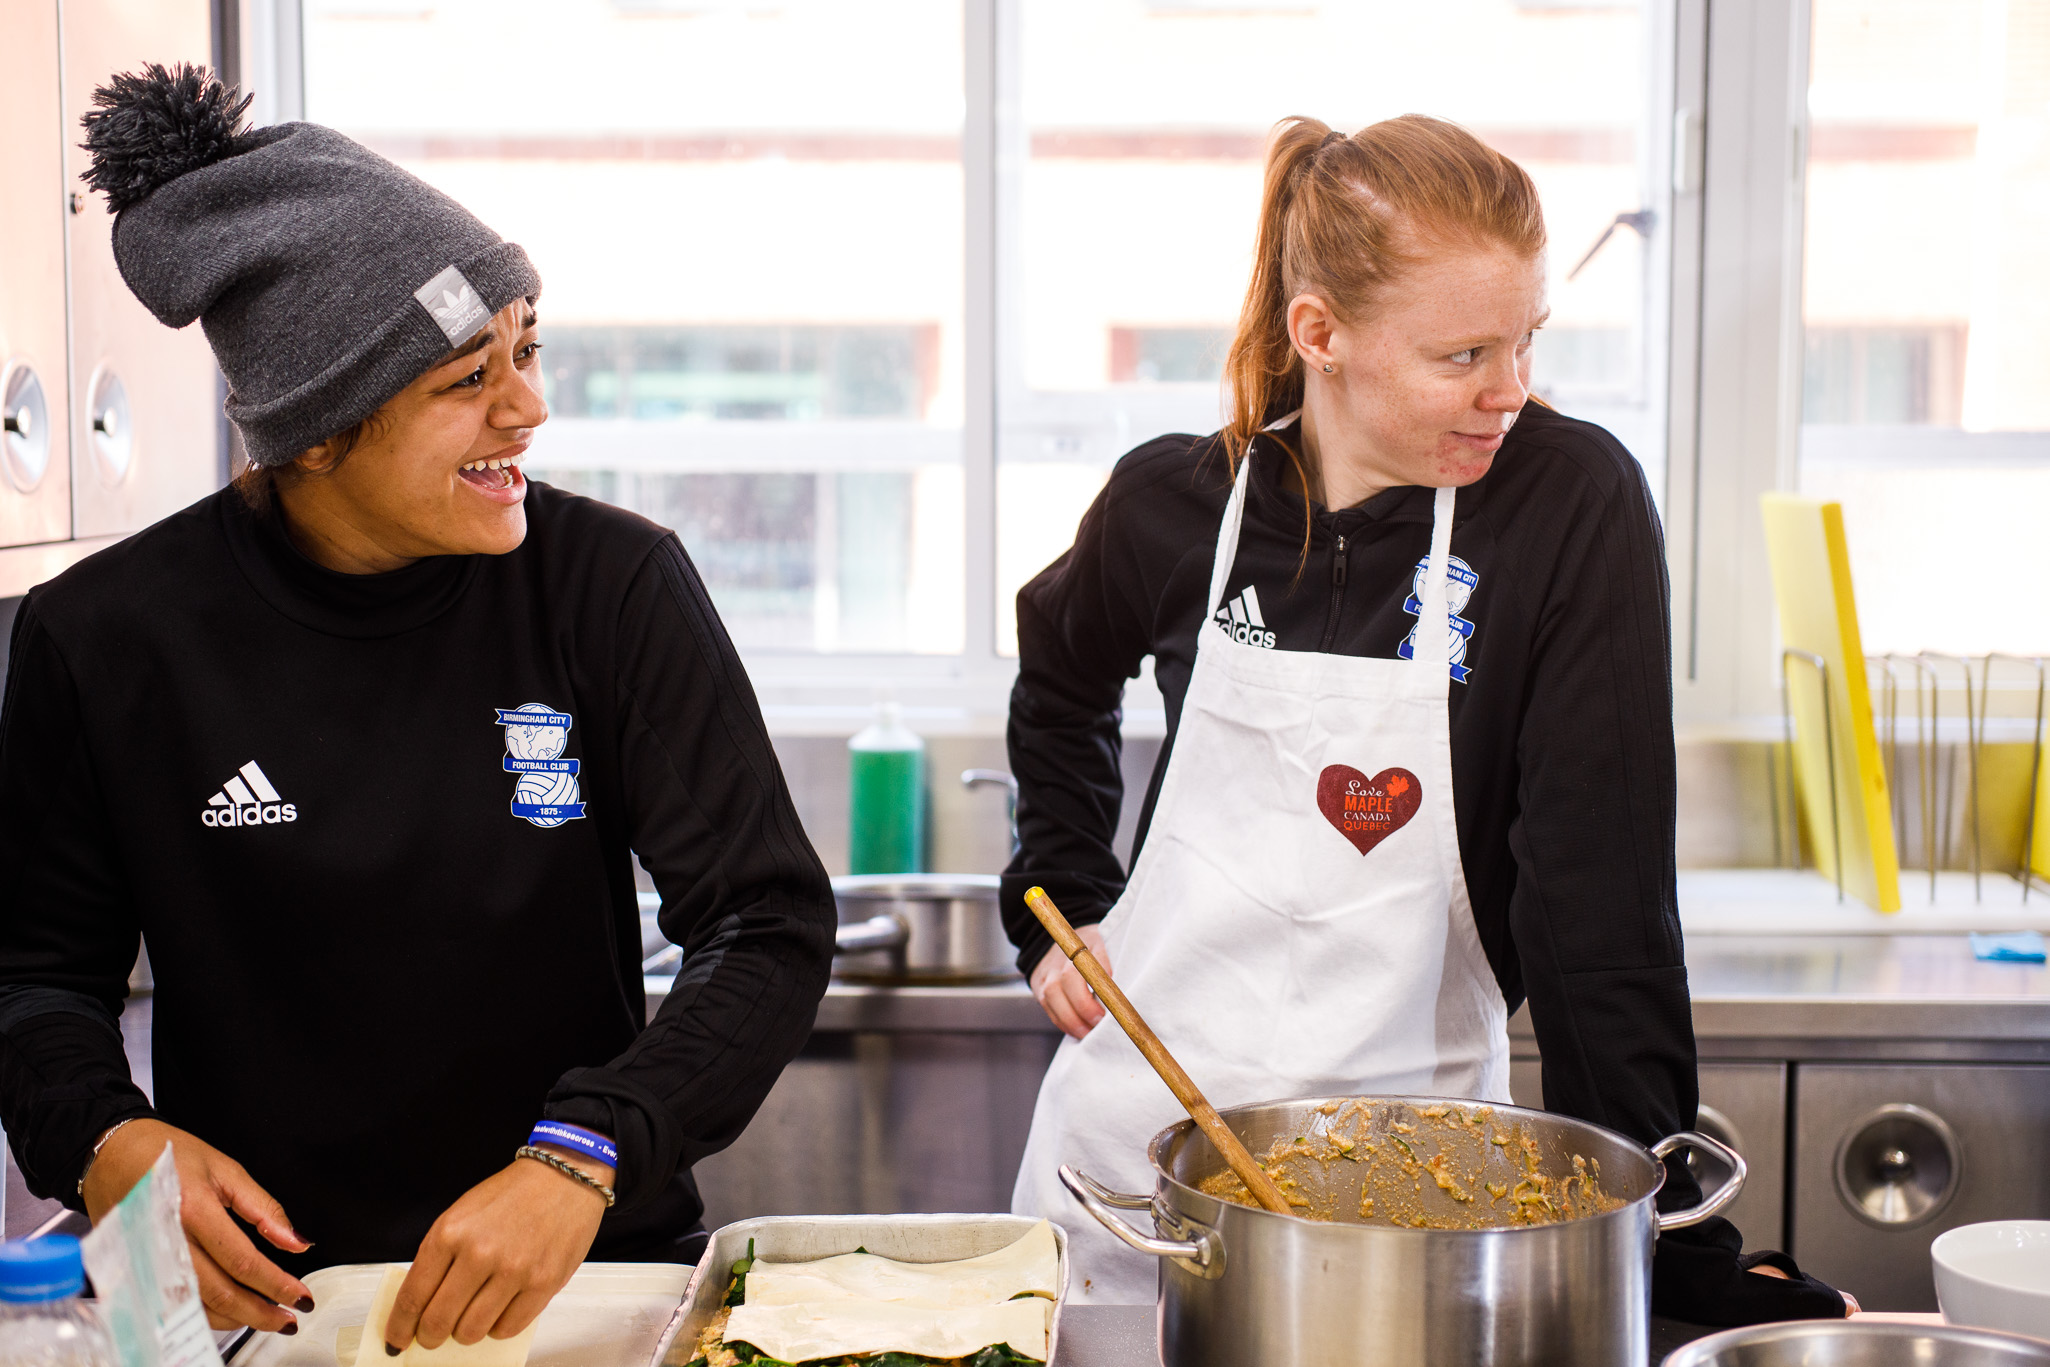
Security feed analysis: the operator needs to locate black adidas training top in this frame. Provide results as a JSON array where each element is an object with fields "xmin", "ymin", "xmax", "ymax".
[
  {"xmin": 1000, "ymin": 403, "xmax": 1848, "ymax": 1324},
  {"xmin": 0, "ymin": 482, "xmax": 836, "ymax": 1268}
]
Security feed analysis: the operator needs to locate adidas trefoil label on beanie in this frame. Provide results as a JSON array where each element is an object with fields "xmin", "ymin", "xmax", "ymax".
[{"xmin": 415, "ymin": 265, "xmax": 491, "ymax": 345}]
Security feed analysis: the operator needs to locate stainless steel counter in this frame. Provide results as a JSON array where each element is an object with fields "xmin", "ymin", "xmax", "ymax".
[
  {"xmin": 649, "ymin": 933, "xmax": 2050, "ymax": 1053},
  {"xmin": 1632, "ymin": 934, "xmax": 2050, "ymax": 1059}
]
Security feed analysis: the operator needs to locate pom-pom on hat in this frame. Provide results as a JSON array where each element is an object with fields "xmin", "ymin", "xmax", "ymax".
[{"xmin": 81, "ymin": 62, "xmax": 540, "ymax": 467}]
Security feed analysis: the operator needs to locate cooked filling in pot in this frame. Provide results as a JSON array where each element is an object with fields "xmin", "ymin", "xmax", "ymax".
[
  {"xmin": 683, "ymin": 1224, "xmax": 1056, "ymax": 1367},
  {"xmin": 1195, "ymin": 1100, "xmax": 1624, "ymax": 1229}
]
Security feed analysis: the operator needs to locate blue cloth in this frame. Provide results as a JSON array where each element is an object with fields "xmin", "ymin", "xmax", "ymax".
[{"xmin": 1970, "ymin": 931, "xmax": 2048, "ymax": 963}]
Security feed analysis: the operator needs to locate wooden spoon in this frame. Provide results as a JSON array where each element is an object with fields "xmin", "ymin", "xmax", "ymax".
[{"xmin": 1024, "ymin": 885, "xmax": 1294, "ymax": 1216}]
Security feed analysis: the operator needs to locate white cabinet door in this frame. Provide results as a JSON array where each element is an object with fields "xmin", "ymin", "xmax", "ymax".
[
  {"xmin": 0, "ymin": 0, "xmax": 74, "ymax": 548},
  {"xmin": 61, "ymin": 0, "xmax": 220, "ymax": 540}
]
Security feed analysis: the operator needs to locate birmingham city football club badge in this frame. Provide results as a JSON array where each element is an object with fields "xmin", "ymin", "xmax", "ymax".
[
  {"xmin": 1397, "ymin": 553, "xmax": 1480, "ymax": 683},
  {"xmin": 496, "ymin": 703, "xmax": 586, "ymax": 827}
]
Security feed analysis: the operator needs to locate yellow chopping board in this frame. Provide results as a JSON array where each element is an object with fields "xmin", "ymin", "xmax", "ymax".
[
  {"xmin": 1761, "ymin": 494, "xmax": 1902, "ymax": 912},
  {"xmin": 2034, "ymin": 741, "xmax": 2049, "ymax": 887}
]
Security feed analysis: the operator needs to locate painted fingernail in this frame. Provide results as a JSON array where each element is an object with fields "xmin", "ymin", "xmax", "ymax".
[
  {"xmin": 295, "ymin": 1296, "xmax": 315, "ymax": 1312},
  {"xmin": 280, "ymin": 1322, "xmax": 298, "ymax": 1337},
  {"xmin": 386, "ymin": 1344, "xmax": 402, "ymax": 1357}
]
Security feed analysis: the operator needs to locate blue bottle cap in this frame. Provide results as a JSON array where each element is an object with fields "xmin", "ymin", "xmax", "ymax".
[{"xmin": 0, "ymin": 1234, "xmax": 86, "ymax": 1303}]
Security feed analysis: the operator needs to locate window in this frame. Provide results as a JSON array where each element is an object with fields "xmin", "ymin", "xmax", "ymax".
[
  {"xmin": 292, "ymin": 2, "xmax": 2016, "ymax": 726},
  {"xmin": 1803, "ymin": 326, "xmax": 1966, "ymax": 427},
  {"xmin": 997, "ymin": 0, "xmax": 1674, "ymax": 653},
  {"xmin": 1797, "ymin": 0, "xmax": 2050, "ymax": 657},
  {"xmin": 302, "ymin": 0, "xmax": 968, "ymax": 656}
]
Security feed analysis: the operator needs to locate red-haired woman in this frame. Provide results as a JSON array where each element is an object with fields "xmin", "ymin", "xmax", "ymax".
[{"xmin": 1002, "ymin": 116, "xmax": 1854, "ymax": 1324}]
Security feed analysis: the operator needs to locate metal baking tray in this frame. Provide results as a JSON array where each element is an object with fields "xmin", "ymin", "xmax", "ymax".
[
  {"xmin": 654, "ymin": 1213, "xmax": 1071, "ymax": 1366},
  {"xmin": 224, "ymin": 1261, "xmax": 693, "ymax": 1367}
]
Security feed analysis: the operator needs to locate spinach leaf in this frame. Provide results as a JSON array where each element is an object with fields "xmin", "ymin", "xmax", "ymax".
[
  {"xmin": 965, "ymin": 1348, "xmax": 1041, "ymax": 1367},
  {"xmin": 725, "ymin": 1237, "xmax": 758, "ymax": 1307}
]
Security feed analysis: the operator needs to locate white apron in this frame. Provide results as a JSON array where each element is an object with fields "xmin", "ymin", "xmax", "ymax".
[{"xmin": 1011, "ymin": 457, "xmax": 1512, "ymax": 1304}]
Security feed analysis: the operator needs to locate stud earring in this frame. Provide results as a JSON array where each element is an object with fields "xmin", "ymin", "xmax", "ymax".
[{"xmin": 1322, "ymin": 363, "xmax": 1335, "ymax": 373}]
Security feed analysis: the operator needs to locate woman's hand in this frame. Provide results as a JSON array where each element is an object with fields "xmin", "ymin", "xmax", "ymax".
[
  {"xmin": 82, "ymin": 1118, "xmax": 315, "ymax": 1332},
  {"xmin": 1030, "ymin": 925, "xmax": 1111, "ymax": 1039},
  {"xmin": 1749, "ymin": 1262, "xmax": 1861, "ymax": 1315},
  {"xmin": 380, "ymin": 1147, "xmax": 609, "ymax": 1353}
]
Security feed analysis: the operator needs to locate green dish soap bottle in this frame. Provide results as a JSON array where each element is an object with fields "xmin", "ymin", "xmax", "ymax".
[{"xmin": 848, "ymin": 702, "xmax": 926, "ymax": 874}]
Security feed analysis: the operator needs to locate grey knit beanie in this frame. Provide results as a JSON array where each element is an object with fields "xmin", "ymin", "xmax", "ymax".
[{"xmin": 81, "ymin": 63, "xmax": 541, "ymax": 467}]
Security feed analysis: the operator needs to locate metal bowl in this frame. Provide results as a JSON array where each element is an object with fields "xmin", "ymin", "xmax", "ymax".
[{"xmin": 1664, "ymin": 1321, "xmax": 2050, "ymax": 1366}]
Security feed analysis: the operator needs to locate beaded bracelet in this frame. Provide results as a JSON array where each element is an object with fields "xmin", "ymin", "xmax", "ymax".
[{"xmin": 516, "ymin": 1145, "xmax": 616, "ymax": 1208}]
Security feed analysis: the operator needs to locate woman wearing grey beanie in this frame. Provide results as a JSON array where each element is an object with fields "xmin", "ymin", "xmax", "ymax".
[{"xmin": 0, "ymin": 65, "xmax": 837, "ymax": 1348}]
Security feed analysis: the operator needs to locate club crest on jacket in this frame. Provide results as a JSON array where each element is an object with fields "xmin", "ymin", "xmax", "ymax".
[
  {"xmin": 1398, "ymin": 553, "xmax": 1479, "ymax": 682},
  {"xmin": 497, "ymin": 703, "xmax": 586, "ymax": 827}
]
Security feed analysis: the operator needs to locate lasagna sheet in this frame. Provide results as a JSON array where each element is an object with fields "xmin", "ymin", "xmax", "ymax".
[{"xmin": 743, "ymin": 1220, "xmax": 1059, "ymax": 1309}]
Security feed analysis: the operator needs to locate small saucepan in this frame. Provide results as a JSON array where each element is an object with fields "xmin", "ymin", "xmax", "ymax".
[
  {"xmin": 638, "ymin": 875, "xmax": 1016, "ymax": 985},
  {"xmin": 645, "ymin": 770, "xmax": 1022, "ymax": 984},
  {"xmin": 830, "ymin": 873, "xmax": 1016, "ymax": 983}
]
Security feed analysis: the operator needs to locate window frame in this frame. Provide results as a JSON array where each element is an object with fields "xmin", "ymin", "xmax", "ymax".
[
  {"xmin": 1664, "ymin": 0, "xmax": 1814, "ymax": 734},
  {"xmin": 257, "ymin": 0, "xmax": 1840, "ymax": 737}
]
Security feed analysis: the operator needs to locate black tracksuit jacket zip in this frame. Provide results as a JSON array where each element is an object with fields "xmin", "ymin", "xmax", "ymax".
[
  {"xmin": 996, "ymin": 403, "xmax": 1850, "ymax": 1325},
  {"xmin": 1322, "ymin": 532, "xmax": 1348, "ymax": 650}
]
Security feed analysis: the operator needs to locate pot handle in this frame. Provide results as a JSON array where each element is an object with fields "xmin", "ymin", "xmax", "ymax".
[
  {"xmin": 1058, "ymin": 1166, "xmax": 1226, "ymax": 1277},
  {"xmin": 835, "ymin": 913, "xmax": 908, "ymax": 955},
  {"xmin": 1652, "ymin": 1130, "xmax": 1748, "ymax": 1231}
]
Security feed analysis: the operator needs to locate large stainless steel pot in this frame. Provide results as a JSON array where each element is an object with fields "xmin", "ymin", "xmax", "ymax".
[
  {"xmin": 1664, "ymin": 1321, "xmax": 2050, "ymax": 1366},
  {"xmin": 1063, "ymin": 1095, "xmax": 1745, "ymax": 1367},
  {"xmin": 830, "ymin": 873, "xmax": 1016, "ymax": 983}
]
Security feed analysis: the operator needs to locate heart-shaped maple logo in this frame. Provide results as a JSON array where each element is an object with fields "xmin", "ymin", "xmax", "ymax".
[{"xmin": 1317, "ymin": 765, "xmax": 1422, "ymax": 857}]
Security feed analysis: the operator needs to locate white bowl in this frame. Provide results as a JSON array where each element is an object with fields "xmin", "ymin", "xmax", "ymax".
[{"xmin": 1934, "ymin": 1221, "xmax": 2050, "ymax": 1342}]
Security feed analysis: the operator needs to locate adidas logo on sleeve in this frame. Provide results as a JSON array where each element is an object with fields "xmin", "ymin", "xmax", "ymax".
[
  {"xmin": 1213, "ymin": 584, "xmax": 1277, "ymax": 649},
  {"xmin": 200, "ymin": 761, "xmax": 297, "ymax": 828}
]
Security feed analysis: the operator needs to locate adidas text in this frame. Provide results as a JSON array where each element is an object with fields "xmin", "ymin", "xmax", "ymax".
[
  {"xmin": 201, "ymin": 761, "xmax": 298, "ymax": 828},
  {"xmin": 1214, "ymin": 584, "xmax": 1277, "ymax": 649},
  {"xmin": 202, "ymin": 803, "xmax": 297, "ymax": 827}
]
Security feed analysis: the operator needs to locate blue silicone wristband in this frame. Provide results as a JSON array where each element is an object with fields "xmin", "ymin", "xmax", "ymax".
[{"xmin": 528, "ymin": 1121, "xmax": 618, "ymax": 1168}]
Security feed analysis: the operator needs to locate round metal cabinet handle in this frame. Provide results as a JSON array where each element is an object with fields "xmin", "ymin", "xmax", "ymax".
[
  {"xmin": 1, "ymin": 362, "xmax": 52, "ymax": 493},
  {"xmin": 1653, "ymin": 1130, "xmax": 1748, "ymax": 1230},
  {"xmin": 1835, "ymin": 1103, "xmax": 1961, "ymax": 1228},
  {"xmin": 86, "ymin": 366, "xmax": 133, "ymax": 483},
  {"xmin": 1058, "ymin": 1165, "xmax": 1225, "ymax": 1279}
]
